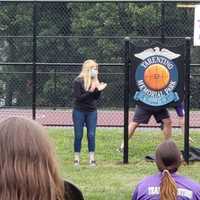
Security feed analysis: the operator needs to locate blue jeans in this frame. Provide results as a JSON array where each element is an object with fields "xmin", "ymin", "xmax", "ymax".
[{"xmin": 73, "ymin": 109, "xmax": 97, "ymax": 153}]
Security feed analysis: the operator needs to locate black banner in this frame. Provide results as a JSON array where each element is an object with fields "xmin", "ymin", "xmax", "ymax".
[{"xmin": 129, "ymin": 42, "xmax": 185, "ymax": 108}]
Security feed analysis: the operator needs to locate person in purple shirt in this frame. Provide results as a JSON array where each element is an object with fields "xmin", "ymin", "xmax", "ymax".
[
  {"xmin": 132, "ymin": 140, "xmax": 200, "ymax": 200},
  {"xmin": 160, "ymin": 103, "xmax": 193, "ymax": 142},
  {"xmin": 175, "ymin": 103, "xmax": 184, "ymax": 133}
]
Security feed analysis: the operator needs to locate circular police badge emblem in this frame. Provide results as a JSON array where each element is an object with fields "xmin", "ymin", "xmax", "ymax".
[{"xmin": 134, "ymin": 52, "xmax": 179, "ymax": 106}]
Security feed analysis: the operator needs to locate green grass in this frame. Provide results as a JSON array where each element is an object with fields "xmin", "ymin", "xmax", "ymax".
[{"xmin": 48, "ymin": 128, "xmax": 200, "ymax": 200}]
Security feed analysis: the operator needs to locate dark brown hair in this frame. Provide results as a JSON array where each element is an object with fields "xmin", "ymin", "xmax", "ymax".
[
  {"xmin": 156, "ymin": 139, "xmax": 181, "ymax": 200},
  {"xmin": 0, "ymin": 117, "xmax": 64, "ymax": 200}
]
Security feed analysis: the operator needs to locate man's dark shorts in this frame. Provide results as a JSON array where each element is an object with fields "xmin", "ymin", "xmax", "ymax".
[{"xmin": 133, "ymin": 105, "xmax": 170, "ymax": 124}]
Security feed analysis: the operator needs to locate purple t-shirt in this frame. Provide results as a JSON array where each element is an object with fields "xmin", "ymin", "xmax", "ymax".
[
  {"xmin": 132, "ymin": 173, "xmax": 200, "ymax": 200},
  {"xmin": 175, "ymin": 103, "xmax": 184, "ymax": 117}
]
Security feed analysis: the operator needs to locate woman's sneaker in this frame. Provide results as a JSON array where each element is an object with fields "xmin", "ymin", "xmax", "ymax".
[
  {"xmin": 74, "ymin": 160, "xmax": 80, "ymax": 166},
  {"xmin": 89, "ymin": 160, "xmax": 96, "ymax": 167}
]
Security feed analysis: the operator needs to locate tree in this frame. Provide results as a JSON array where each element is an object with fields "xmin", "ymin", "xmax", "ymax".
[{"xmin": 0, "ymin": 2, "xmax": 33, "ymax": 106}]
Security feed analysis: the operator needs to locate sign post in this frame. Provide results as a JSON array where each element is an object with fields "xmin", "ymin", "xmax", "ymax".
[
  {"xmin": 184, "ymin": 37, "xmax": 191, "ymax": 164},
  {"xmin": 123, "ymin": 37, "xmax": 130, "ymax": 164},
  {"xmin": 127, "ymin": 41, "xmax": 189, "ymax": 162}
]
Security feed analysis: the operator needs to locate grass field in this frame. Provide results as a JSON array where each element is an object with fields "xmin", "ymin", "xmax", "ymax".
[{"xmin": 48, "ymin": 128, "xmax": 200, "ymax": 200}]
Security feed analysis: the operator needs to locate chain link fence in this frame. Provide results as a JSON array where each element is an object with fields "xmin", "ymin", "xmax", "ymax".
[{"xmin": 0, "ymin": 1, "xmax": 199, "ymax": 127}]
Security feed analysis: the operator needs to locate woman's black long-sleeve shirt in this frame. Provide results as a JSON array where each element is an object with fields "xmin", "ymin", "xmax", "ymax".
[{"xmin": 72, "ymin": 77, "xmax": 101, "ymax": 112}]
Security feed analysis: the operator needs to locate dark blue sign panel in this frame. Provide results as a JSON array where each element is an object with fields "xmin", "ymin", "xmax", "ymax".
[{"xmin": 130, "ymin": 44, "xmax": 185, "ymax": 108}]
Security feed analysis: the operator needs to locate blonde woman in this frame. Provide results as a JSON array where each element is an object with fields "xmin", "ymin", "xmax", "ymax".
[{"xmin": 72, "ymin": 59, "xmax": 107, "ymax": 166}]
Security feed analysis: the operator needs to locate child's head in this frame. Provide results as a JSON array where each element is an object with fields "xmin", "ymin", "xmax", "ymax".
[
  {"xmin": 0, "ymin": 117, "xmax": 64, "ymax": 200},
  {"xmin": 156, "ymin": 139, "xmax": 181, "ymax": 173},
  {"xmin": 156, "ymin": 139, "xmax": 181, "ymax": 200}
]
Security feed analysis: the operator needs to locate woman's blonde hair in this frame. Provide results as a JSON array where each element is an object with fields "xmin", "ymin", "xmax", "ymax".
[
  {"xmin": 78, "ymin": 59, "xmax": 98, "ymax": 91},
  {"xmin": 0, "ymin": 117, "xmax": 65, "ymax": 200},
  {"xmin": 156, "ymin": 139, "xmax": 181, "ymax": 200}
]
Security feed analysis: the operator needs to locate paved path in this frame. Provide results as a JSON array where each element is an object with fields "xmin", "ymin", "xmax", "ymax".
[{"xmin": 0, "ymin": 108, "xmax": 199, "ymax": 128}]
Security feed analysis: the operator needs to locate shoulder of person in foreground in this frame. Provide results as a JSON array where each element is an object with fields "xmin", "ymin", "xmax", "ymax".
[
  {"xmin": 132, "ymin": 173, "xmax": 161, "ymax": 200},
  {"xmin": 175, "ymin": 173, "xmax": 200, "ymax": 199},
  {"xmin": 64, "ymin": 180, "xmax": 84, "ymax": 200}
]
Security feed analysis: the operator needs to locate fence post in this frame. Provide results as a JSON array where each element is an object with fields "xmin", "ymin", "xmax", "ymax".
[
  {"xmin": 32, "ymin": 1, "xmax": 37, "ymax": 120},
  {"xmin": 53, "ymin": 68, "xmax": 57, "ymax": 110},
  {"xmin": 124, "ymin": 37, "xmax": 130, "ymax": 164},
  {"xmin": 184, "ymin": 37, "xmax": 191, "ymax": 164}
]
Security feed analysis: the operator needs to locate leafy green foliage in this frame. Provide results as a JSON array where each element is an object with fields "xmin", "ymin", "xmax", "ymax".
[{"xmin": 0, "ymin": 2, "xmax": 197, "ymax": 108}]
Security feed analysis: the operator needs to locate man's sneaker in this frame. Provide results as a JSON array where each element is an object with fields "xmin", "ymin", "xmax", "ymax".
[
  {"xmin": 189, "ymin": 137, "xmax": 194, "ymax": 143},
  {"xmin": 160, "ymin": 122, "xmax": 164, "ymax": 130},
  {"xmin": 74, "ymin": 160, "xmax": 80, "ymax": 166},
  {"xmin": 116, "ymin": 147, "xmax": 124, "ymax": 153},
  {"xmin": 89, "ymin": 160, "xmax": 96, "ymax": 167}
]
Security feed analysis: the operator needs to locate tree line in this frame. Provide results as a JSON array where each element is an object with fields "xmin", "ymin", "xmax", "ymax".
[{"xmin": 0, "ymin": 2, "xmax": 199, "ymax": 108}]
